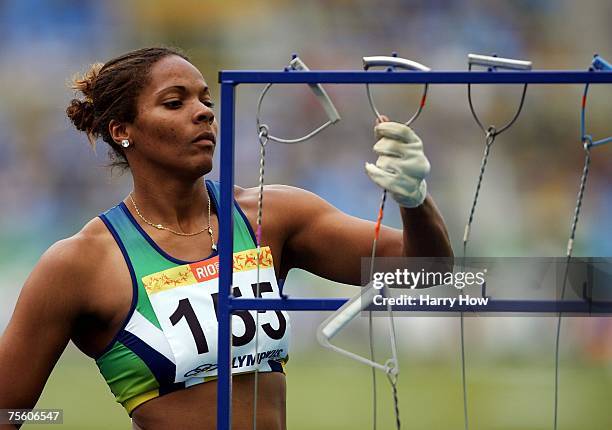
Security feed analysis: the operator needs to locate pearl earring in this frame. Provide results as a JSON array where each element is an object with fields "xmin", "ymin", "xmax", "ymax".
[{"xmin": 121, "ymin": 139, "xmax": 130, "ymax": 148}]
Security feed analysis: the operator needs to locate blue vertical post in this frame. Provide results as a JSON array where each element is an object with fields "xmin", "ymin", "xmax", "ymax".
[{"xmin": 217, "ymin": 80, "xmax": 236, "ymax": 430}]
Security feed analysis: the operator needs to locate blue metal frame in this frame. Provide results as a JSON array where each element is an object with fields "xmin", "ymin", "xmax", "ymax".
[
  {"xmin": 219, "ymin": 70, "xmax": 612, "ymax": 84},
  {"xmin": 230, "ymin": 298, "xmax": 612, "ymax": 313},
  {"xmin": 216, "ymin": 68, "xmax": 612, "ymax": 430}
]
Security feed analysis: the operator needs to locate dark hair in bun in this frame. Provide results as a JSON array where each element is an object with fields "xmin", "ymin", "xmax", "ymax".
[{"xmin": 66, "ymin": 47, "xmax": 189, "ymax": 169}]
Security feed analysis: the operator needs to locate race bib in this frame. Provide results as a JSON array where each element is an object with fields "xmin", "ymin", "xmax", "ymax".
[{"xmin": 143, "ymin": 247, "xmax": 290, "ymax": 383}]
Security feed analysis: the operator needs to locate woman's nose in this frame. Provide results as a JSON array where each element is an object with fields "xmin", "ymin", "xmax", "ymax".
[{"xmin": 194, "ymin": 103, "xmax": 215, "ymax": 125}]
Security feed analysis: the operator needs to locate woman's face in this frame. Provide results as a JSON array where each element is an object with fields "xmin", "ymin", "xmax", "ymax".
[{"xmin": 126, "ymin": 55, "xmax": 218, "ymax": 179}]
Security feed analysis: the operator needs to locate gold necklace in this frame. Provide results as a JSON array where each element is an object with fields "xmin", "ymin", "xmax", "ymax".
[{"xmin": 129, "ymin": 191, "xmax": 217, "ymax": 251}]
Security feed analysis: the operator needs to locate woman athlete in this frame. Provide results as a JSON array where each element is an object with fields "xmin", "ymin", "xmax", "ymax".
[{"xmin": 0, "ymin": 47, "xmax": 452, "ymax": 430}]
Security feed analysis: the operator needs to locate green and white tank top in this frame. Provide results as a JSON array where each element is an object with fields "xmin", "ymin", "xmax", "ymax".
[{"xmin": 95, "ymin": 180, "xmax": 290, "ymax": 414}]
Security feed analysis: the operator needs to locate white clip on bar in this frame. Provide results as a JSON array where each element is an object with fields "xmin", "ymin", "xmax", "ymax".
[
  {"xmin": 289, "ymin": 56, "xmax": 341, "ymax": 124},
  {"xmin": 468, "ymin": 54, "xmax": 532, "ymax": 70},
  {"xmin": 255, "ymin": 56, "xmax": 341, "ymax": 144},
  {"xmin": 362, "ymin": 56, "xmax": 431, "ymax": 72}
]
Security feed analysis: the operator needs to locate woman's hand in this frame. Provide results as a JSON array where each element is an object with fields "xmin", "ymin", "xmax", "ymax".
[{"xmin": 365, "ymin": 119, "xmax": 430, "ymax": 208}]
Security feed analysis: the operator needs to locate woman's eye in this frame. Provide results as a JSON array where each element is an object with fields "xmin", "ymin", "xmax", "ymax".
[
  {"xmin": 164, "ymin": 100, "xmax": 182, "ymax": 109},
  {"xmin": 203, "ymin": 100, "xmax": 216, "ymax": 109}
]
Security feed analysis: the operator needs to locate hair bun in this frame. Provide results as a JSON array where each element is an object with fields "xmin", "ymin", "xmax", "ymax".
[
  {"xmin": 66, "ymin": 62, "xmax": 104, "ymax": 140},
  {"xmin": 66, "ymin": 98, "xmax": 95, "ymax": 133},
  {"xmin": 70, "ymin": 63, "xmax": 103, "ymax": 101}
]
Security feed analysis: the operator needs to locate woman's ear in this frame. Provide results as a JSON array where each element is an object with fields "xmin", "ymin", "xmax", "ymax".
[{"xmin": 109, "ymin": 119, "xmax": 130, "ymax": 145}]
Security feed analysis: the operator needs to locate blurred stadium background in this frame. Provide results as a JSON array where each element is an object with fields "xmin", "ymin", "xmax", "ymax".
[{"xmin": 0, "ymin": 0, "xmax": 611, "ymax": 428}]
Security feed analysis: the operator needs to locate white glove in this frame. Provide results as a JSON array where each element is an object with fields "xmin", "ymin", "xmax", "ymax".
[{"xmin": 365, "ymin": 122, "xmax": 430, "ymax": 208}]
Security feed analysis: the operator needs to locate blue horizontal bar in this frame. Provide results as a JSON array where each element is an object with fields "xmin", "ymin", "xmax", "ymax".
[
  {"xmin": 231, "ymin": 298, "xmax": 346, "ymax": 311},
  {"xmin": 219, "ymin": 70, "xmax": 612, "ymax": 85},
  {"xmin": 230, "ymin": 298, "xmax": 612, "ymax": 313}
]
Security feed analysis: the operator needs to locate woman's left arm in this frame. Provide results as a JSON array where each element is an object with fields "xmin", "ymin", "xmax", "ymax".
[
  {"xmin": 276, "ymin": 187, "xmax": 452, "ymax": 286},
  {"xmin": 277, "ymin": 121, "xmax": 452, "ymax": 285}
]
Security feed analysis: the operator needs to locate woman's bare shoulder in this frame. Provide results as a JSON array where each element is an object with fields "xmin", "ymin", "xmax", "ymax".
[
  {"xmin": 234, "ymin": 184, "xmax": 321, "ymax": 207},
  {"xmin": 233, "ymin": 184, "xmax": 332, "ymax": 245},
  {"xmin": 37, "ymin": 217, "xmax": 116, "ymax": 282}
]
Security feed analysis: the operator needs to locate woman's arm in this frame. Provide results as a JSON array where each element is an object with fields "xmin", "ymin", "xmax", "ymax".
[
  {"xmin": 277, "ymin": 121, "xmax": 452, "ymax": 285},
  {"xmin": 275, "ymin": 186, "xmax": 452, "ymax": 285},
  {"xmin": 0, "ymin": 238, "xmax": 89, "ymax": 428}
]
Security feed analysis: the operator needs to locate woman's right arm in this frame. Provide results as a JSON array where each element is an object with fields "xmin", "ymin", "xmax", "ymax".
[{"xmin": 0, "ymin": 237, "xmax": 88, "ymax": 429}]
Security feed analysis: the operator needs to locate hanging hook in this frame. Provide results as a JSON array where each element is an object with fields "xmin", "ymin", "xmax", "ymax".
[
  {"xmin": 316, "ymin": 282, "xmax": 398, "ymax": 374},
  {"xmin": 467, "ymin": 53, "xmax": 532, "ymax": 136},
  {"xmin": 363, "ymin": 54, "xmax": 430, "ymax": 126},
  {"xmin": 552, "ymin": 54, "xmax": 611, "ymax": 430},
  {"xmin": 581, "ymin": 54, "xmax": 612, "ymax": 148},
  {"xmin": 461, "ymin": 53, "xmax": 533, "ymax": 430},
  {"xmin": 462, "ymin": 54, "xmax": 533, "ymax": 246},
  {"xmin": 255, "ymin": 55, "xmax": 341, "ymax": 144}
]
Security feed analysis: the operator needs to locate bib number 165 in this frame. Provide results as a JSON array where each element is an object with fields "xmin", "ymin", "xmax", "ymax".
[{"xmin": 169, "ymin": 282, "xmax": 286, "ymax": 354}]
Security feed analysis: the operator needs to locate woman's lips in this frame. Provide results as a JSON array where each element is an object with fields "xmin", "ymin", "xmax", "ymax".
[{"xmin": 192, "ymin": 130, "xmax": 216, "ymax": 144}]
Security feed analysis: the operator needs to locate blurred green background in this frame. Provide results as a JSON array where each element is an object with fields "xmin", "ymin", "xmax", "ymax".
[
  {"xmin": 33, "ymin": 343, "xmax": 612, "ymax": 429},
  {"xmin": 1, "ymin": 0, "xmax": 611, "ymax": 428}
]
